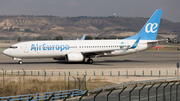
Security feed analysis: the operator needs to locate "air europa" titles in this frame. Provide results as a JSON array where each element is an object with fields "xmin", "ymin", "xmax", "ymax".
[{"xmin": 30, "ymin": 44, "xmax": 69, "ymax": 51}]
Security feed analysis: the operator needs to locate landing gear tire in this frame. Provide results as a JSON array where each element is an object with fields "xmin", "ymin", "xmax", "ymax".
[
  {"xmin": 19, "ymin": 61, "xmax": 22, "ymax": 64},
  {"xmin": 87, "ymin": 59, "xmax": 93, "ymax": 64},
  {"xmin": 82, "ymin": 58, "xmax": 85, "ymax": 63}
]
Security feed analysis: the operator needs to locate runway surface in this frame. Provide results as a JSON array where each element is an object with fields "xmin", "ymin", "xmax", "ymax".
[{"xmin": 0, "ymin": 51, "xmax": 180, "ymax": 70}]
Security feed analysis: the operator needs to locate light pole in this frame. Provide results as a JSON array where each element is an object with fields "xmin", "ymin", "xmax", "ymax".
[
  {"xmin": 22, "ymin": 68, "xmax": 25, "ymax": 83},
  {"xmin": 43, "ymin": 69, "xmax": 46, "ymax": 82},
  {"xmin": 82, "ymin": 74, "xmax": 87, "ymax": 90},
  {"xmin": 1, "ymin": 68, "xmax": 4, "ymax": 87}
]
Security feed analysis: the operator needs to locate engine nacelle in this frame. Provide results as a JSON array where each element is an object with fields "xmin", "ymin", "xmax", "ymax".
[{"xmin": 65, "ymin": 53, "xmax": 84, "ymax": 62}]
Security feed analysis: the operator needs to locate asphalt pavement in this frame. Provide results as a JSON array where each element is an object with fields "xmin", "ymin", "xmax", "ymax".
[{"xmin": 0, "ymin": 51, "xmax": 180, "ymax": 70}]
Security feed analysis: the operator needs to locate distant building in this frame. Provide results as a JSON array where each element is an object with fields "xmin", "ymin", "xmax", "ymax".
[{"xmin": 113, "ymin": 13, "xmax": 116, "ymax": 17}]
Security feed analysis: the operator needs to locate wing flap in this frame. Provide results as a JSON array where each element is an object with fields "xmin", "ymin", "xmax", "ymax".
[{"xmin": 82, "ymin": 49, "xmax": 125, "ymax": 55}]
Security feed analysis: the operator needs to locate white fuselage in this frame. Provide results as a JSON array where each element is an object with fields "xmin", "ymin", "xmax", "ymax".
[{"xmin": 3, "ymin": 39, "xmax": 155, "ymax": 59}]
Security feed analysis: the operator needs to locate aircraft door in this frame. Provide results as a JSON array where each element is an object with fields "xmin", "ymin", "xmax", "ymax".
[{"xmin": 24, "ymin": 44, "xmax": 29, "ymax": 53}]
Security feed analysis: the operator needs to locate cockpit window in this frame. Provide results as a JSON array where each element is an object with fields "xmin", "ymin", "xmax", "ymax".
[{"xmin": 10, "ymin": 46, "xmax": 18, "ymax": 49}]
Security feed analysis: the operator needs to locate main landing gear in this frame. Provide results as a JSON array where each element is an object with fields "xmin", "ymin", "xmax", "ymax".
[
  {"xmin": 18, "ymin": 61, "xmax": 22, "ymax": 64},
  {"xmin": 87, "ymin": 58, "xmax": 93, "ymax": 64}
]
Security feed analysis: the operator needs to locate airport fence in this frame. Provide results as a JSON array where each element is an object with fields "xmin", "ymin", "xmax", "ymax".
[
  {"xmin": 0, "ymin": 89, "xmax": 84, "ymax": 101},
  {"xmin": 80, "ymin": 78, "xmax": 180, "ymax": 101},
  {"xmin": 0, "ymin": 68, "xmax": 179, "ymax": 77},
  {"xmin": 0, "ymin": 68, "xmax": 180, "ymax": 100},
  {"xmin": 92, "ymin": 81, "xmax": 180, "ymax": 101},
  {"xmin": 0, "ymin": 74, "xmax": 87, "ymax": 97}
]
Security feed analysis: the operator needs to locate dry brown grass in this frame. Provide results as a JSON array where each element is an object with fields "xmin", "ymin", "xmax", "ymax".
[
  {"xmin": 0, "ymin": 77, "xmax": 67, "ymax": 97},
  {"xmin": 0, "ymin": 76, "xmax": 114, "ymax": 97},
  {"xmin": 86, "ymin": 76, "xmax": 115, "ymax": 90}
]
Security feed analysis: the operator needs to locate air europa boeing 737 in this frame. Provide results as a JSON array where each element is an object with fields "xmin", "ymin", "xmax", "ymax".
[{"xmin": 3, "ymin": 9, "xmax": 163, "ymax": 64}]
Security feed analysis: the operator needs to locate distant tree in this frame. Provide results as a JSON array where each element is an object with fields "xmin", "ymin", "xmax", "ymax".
[
  {"xmin": 9, "ymin": 27, "xmax": 14, "ymax": 31},
  {"xmin": 2, "ymin": 29, "xmax": 8, "ymax": 31},
  {"xmin": 95, "ymin": 37, "xmax": 101, "ymax": 40},
  {"xmin": 85, "ymin": 36, "xmax": 93, "ymax": 40},
  {"xmin": 17, "ymin": 37, "xmax": 22, "ymax": 42},
  {"xmin": 55, "ymin": 36, "xmax": 63, "ymax": 40},
  {"xmin": 108, "ymin": 36, "xmax": 117, "ymax": 39},
  {"xmin": 14, "ymin": 28, "xmax": 20, "ymax": 31},
  {"xmin": 24, "ymin": 28, "xmax": 35, "ymax": 33},
  {"xmin": 21, "ymin": 15, "xmax": 26, "ymax": 17},
  {"xmin": 25, "ymin": 28, "xmax": 31, "ymax": 32},
  {"xmin": 118, "ymin": 36, "xmax": 128, "ymax": 39},
  {"xmin": 36, "ymin": 36, "xmax": 51, "ymax": 40},
  {"xmin": 103, "ymin": 37, "xmax": 107, "ymax": 39},
  {"xmin": 44, "ymin": 36, "xmax": 49, "ymax": 40},
  {"xmin": 31, "ymin": 30, "xmax": 36, "ymax": 33}
]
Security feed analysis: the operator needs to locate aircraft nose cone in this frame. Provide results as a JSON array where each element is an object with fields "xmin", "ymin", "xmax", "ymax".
[{"xmin": 3, "ymin": 49, "xmax": 10, "ymax": 56}]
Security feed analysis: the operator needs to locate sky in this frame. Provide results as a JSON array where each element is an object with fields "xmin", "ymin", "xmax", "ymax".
[{"xmin": 0, "ymin": 0, "xmax": 179, "ymax": 22}]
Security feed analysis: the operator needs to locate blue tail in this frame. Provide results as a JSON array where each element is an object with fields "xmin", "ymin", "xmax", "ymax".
[
  {"xmin": 125, "ymin": 9, "xmax": 162, "ymax": 40},
  {"xmin": 81, "ymin": 34, "xmax": 86, "ymax": 40}
]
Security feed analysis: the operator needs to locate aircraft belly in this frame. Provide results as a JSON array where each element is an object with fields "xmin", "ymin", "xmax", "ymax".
[{"xmin": 27, "ymin": 50, "xmax": 65, "ymax": 58}]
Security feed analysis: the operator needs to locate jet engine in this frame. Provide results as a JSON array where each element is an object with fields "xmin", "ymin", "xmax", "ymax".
[{"xmin": 65, "ymin": 53, "xmax": 84, "ymax": 62}]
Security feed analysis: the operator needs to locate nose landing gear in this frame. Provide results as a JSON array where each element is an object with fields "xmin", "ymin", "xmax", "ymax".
[
  {"xmin": 12, "ymin": 58, "xmax": 22, "ymax": 64},
  {"xmin": 18, "ymin": 61, "xmax": 22, "ymax": 64}
]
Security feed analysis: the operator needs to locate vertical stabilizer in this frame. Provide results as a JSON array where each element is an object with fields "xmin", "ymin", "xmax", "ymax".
[{"xmin": 125, "ymin": 9, "xmax": 162, "ymax": 40}]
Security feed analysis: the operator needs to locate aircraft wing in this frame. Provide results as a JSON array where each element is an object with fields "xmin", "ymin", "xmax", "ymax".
[
  {"xmin": 147, "ymin": 41, "xmax": 158, "ymax": 44},
  {"xmin": 82, "ymin": 49, "xmax": 124, "ymax": 55},
  {"xmin": 82, "ymin": 38, "xmax": 141, "ymax": 55}
]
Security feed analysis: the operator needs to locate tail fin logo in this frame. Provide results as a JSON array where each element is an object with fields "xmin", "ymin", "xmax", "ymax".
[{"xmin": 145, "ymin": 23, "xmax": 158, "ymax": 33}]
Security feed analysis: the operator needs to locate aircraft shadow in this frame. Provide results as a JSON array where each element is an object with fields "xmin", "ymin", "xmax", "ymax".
[
  {"xmin": 0, "ymin": 62, "xmax": 58, "ymax": 64},
  {"xmin": 103, "ymin": 60, "xmax": 145, "ymax": 63},
  {"xmin": 0, "ymin": 59, "xmax": 145, "ymax": 65}
]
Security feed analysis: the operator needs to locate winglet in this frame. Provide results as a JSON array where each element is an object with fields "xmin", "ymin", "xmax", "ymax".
[
  {"xmin": 81, "ymin": 34, "xmax": 86, "ymax": 40},
  {"xmin": 130, "ymin": 37, "xmax": 140, "ymax": 49}
]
